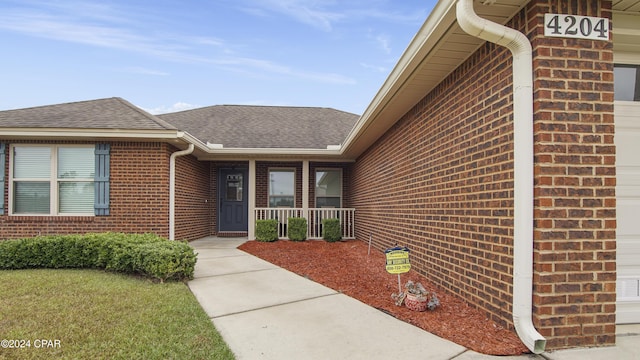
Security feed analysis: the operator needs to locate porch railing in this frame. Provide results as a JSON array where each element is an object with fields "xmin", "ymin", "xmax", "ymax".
[{"xmin": 254, "ymin": 208, "xmax": 355, "ymax": 240}]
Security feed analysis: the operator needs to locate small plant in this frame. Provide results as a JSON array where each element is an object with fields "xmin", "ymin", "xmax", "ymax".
[
  {"xmin": 287, "ymin": 217, "xmax": 307, "ymax": 241},
  {"xmin": 322, "ymin": 218, "xmax": 342, "ymax": 242},
  {"xmin": 255, "ymin": 219, "xmax": 278, "ymax": 242}
]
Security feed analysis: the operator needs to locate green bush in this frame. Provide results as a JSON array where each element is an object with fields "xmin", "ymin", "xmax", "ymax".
[
  {"xmin": 0, "ymin": 233, "xmax": 196, "ymax": 282},
  {"xmin": 322, "ymin": 218, "xmax": 342, "ymax": 242},
  {"xmin": 255, "ymin": 219, "xmax": 278, "ymax": 242},
  {"xmin": 287, "ymin": 217, "xmax": 307, "ymax": 241}
]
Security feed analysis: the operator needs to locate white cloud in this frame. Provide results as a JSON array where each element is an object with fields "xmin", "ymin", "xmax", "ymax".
[
  {"xmin": 1, "ymin": 0, "xmax": 378, "ymax": 93},
  {"xmin": 243, "ymin": 0, "xmax": 344, "ymax": 31},
  {"xmin": 241, "ymin": 0, "xmax": 428, "ymax": 31},
  {"xmin": 120, "ymin": 67, "xmax": 169, "ymax": 76},
  {"xmin": 191, "ymin": 36, "xmax": 226, "ymax": 47},
  {"xmin": 360, "ymin": 62, "xmax": 387, "ymax": 73},
  {"xmin": 213, "ymin": 56, "xmax": 356, "ymax": 84},
  {"xmin": 0, "ymin": 10, "xmax": 194, "ymax": 61},
  {"xmin": 145, "ymin": 102, "xmax": 200, "ymax": 115},
  {"xmin": 375, "ymin": 33, "xmax": 391, "ymax": 54}
]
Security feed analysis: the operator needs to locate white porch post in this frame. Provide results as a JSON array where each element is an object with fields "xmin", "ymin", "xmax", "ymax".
[
  {"xmin": 302, "ymin": 161, "xmax": 310, "ymax": 210},
  {"xmin": 248, "ymin": 159, "xmax": 256, "ymax": 239},
  {"xmin": 302, "ymin": 160, "xmax": 309, "ymax": 227}
]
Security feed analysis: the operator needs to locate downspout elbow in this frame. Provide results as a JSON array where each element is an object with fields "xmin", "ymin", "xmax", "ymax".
[
  {"xmin": 456, "ymin": 0, "xmax": 545, "ymax": 354},
  {"xmin": 169, "ymin": 144, "xmax": 195, "ymax": 240}
]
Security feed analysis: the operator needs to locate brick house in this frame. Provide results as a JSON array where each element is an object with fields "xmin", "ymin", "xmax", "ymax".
[
  {"xmin": 1, "ymin": 0, "xmax": 638, "ymax": 354},
  {"xmin": 0, "ymin": 97, "xmax": 359, "ymax": 241}
]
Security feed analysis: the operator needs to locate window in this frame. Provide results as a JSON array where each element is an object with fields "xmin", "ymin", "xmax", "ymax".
[
  {"xmin": 315, "ymin": 169, "xmax": 341, "ymax": 208},
  {"xmin": 225, "ymin": 174, "xmax": 243, "ymax": 202},
  {"xmin": 269, "ymin": 169, "xmax": 295, "ymax": 207},
  {"xmin": 11, "ymin": 145, "xmax": 95, "ymax": 215},
  {"xmin": 614, "ymin": 64, "xmax": 640, "ymax": 101}
]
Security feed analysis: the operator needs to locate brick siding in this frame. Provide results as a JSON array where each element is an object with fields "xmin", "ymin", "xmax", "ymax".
[
  {"xmin": 0, "ymin": 141, "xmax": 172, "ymax": 239},
  {"xmin": 174, "ymin": 149, "xmax": 212, "ymax": 241},
  {"xmin": 350, "ymin": 0, "xmax": 615, "ymax": 350},
  {"xmin": 529, "ymin": 0, "xmax": 616, "ymax": 349}
]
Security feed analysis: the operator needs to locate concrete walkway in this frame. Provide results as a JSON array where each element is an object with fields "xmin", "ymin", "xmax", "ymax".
[{"xmin": 188, "ymin": 237, "xmax": 640, "ymax": 360}]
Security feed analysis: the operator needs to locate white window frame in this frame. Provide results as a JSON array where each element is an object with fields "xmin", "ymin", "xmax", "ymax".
[
  {"xmin": 9, "ymin": 144, "xmax": 95, "ymax": 216},
  {"xmin": 315, "ymin": 168, "xmax": 342, "ymax": 208},
  {"xmin": 268, "ymin": 168, "xmax": 296, "ymax": 208}
]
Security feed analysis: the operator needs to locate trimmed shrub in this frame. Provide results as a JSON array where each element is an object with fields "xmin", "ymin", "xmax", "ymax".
[
  {"xmin": 255, "ymin": 219, "xmax": 278, "ymax": 242},
  {"xmin": 0, "ymin": 233, "xmax": 196, "ymax": 282},
  {"xmin": 287, "ymin": 217, "xmax": 307, "ymax": 241},
  {"xmin": 322, "ymin": 218, "xmax": 342, "ymax": 242},
  {"xmin": 133, "ymin": 242, "xmax": 197, "ymax": 282}
]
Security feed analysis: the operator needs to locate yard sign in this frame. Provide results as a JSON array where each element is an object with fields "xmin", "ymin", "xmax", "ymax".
[
  {"xmin": 385, "ymin": 246, "xmax": 411, "ymax": 296},
  {"xmin": 385, "ymin": 246, "xmax": 411, "ymax": 274}
]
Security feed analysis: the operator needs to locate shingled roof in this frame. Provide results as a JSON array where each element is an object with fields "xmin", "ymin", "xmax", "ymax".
[
  {"xmin": 0, "ymin": 97, "xmax": 176, "ymax": 130},
  {"xmin": 158, "ymin": 105, "xmax": 359, "ymax": 149}
]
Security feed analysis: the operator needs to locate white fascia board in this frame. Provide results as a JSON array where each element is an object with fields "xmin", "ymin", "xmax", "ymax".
[
  {"xmin": 0, "ymin": 128, "xmax": 348, "ymax": 158},
  {"xmin": 0, "ymin": 128, "xmax": 181, "ymax": 139},
  {"xmin": 205, "ymin": 147, "xmax": 343, "ymax": 157},
  {"xmin": 177, "ymin": 131, "xmax": 212, "ymax": 152}
]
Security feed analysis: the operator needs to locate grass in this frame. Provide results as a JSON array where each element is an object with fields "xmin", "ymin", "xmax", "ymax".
[{"xmin": 0, "ymin": 269, "xmax": 235, "ymax": 360}]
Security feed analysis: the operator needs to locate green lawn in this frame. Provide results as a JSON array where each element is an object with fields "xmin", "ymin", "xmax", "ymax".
[{"xmin": 0, "ymin": 269, "xmax": 235, "ymax": 360}]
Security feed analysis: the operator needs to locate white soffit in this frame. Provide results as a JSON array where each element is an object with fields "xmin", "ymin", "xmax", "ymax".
[
  {"xmin": 342, "ymin": 0, "xmax": 527, "ymax": 159},
  {"xmin": 613, "ymin": 0, "xmax": 640, "ymax": 12},
  {"xmin": 613, "ymin": 12, "xmax": 640, "ymax": 55}
]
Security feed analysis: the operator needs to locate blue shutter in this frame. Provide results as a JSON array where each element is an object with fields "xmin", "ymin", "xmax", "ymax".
[
  {"xmin": 94, "ymin": 144, "xmax": 110, "ymax": 216},
  {"xmin": 0, "ymin": 143, "xmax": 5, "ymax": 215}
]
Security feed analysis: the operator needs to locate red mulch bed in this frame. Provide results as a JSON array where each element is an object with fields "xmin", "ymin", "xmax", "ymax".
[{"xmin": 238, "ymin": 239, "xmax": 530, "ymax": 356}]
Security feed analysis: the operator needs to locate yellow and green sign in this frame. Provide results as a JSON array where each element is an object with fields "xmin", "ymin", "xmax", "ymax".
[{"xmin": 385, "ymin": 246, "xmax": 410, "ymax": 274}]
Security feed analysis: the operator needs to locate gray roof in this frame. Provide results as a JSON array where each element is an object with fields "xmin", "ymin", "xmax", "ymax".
[
  {"xmin": 0, "ymin": 97, "xmax": 176, "ymax": 130},
  {"xmin": 0, "ymin": 98, "xmax": 360, "ymax": 149},
  {"xmin": 158, "ymin": 105, "xmax": 359, "ymax": 149}
]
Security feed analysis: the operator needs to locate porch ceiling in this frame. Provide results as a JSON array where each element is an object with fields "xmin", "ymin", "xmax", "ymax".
[{"xmin": 341, "ymin": 0, "xmax": 638, "ymax": 160}]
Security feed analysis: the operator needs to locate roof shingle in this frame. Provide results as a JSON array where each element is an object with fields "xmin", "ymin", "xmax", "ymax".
[
  {"xmin": 0, "ymin": 97, "xmax": 176, "ymax": 131},
  {"xmin": 158, "ymin": 105, "xmax": 359, "ymax": 149}
]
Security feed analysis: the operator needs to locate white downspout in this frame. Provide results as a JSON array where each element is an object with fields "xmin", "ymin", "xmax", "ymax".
[
  {"xmin": 456, "ymin": 0, "xmax": 546, "ymax": 354},
  {"xmin": 169, "ymin": 144, "xmax": 195, "ymax": 240}
]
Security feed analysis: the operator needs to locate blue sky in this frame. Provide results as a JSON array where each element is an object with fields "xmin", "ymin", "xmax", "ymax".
[{"xmin": 0, "ymin": 0, "xmax": 436, "ymax": 115}]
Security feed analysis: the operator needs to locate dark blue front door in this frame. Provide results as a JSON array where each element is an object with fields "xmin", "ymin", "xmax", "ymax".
[{"xmin": 218, "ymin": 168, "xmax": 248, "ymax": 232}]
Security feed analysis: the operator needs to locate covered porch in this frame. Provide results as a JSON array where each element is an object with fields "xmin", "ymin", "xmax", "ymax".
[{"xmin": 217, "ymin": 159, "xmax": 355, "ymax": 240}]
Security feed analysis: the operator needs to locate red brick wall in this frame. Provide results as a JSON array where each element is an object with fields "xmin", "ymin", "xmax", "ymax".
[
  {"xmin": 0, "ymin": 141, "xmax": 172, "ymax": 239},
  {"xmin": 350, "ymin": 0, "xmax": 615, "ymax": 350},
  {"xmin": 174, "ymin": 150, "xmax": 212, "ymax": 241},
  {"xmin": 351, "ymin": 34, "xmax": 518, "ymax": 328},
  {"xmin": 529, "ymin": 0, "xmax": 616, "ymax": 349}
]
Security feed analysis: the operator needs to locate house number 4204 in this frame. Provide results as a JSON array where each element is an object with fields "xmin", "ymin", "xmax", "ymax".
[{"xmin": 544, "ymin": 14, "xmax": 609, "ymax": 41}]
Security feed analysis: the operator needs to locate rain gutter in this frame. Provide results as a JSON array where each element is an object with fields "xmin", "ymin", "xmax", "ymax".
[
  {"xmin": 456, "ymin": 0, "xmax": 546, "ymax": 354},
  {"xmin": 169, "ymin": 143, "xmax": 194, "ymax": 240}
]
